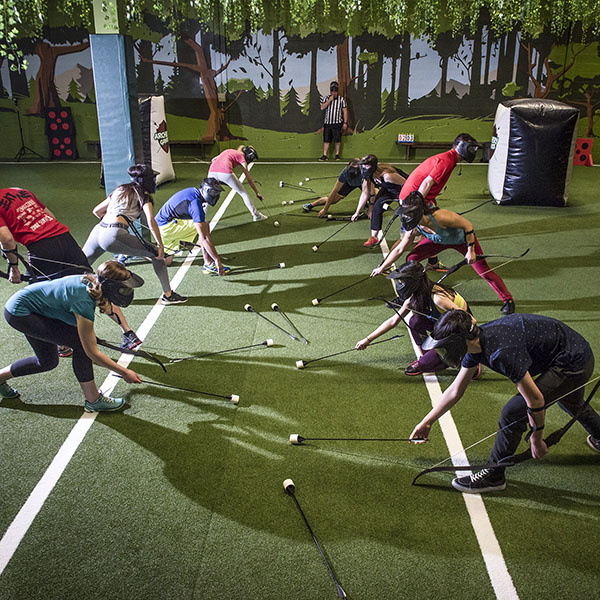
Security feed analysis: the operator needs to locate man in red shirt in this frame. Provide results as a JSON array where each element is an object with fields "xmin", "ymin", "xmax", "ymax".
[
  {"xmin": 398, "ymin": 133, "xmax": 480, "ymax": 272},
  {"xmin": 0, "ymin": 187, "xmax": 90, "ymax": 283}
]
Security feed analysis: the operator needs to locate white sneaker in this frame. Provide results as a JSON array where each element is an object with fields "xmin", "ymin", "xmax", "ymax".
[{"xmin": 253, "ymin": 212, "xmax": 268, "ymax": 222}]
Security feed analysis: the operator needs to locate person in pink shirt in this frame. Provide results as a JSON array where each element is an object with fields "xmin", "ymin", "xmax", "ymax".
[{"xmin": 207, "ymin": 145, "xmax": 267, "ymax": 221}]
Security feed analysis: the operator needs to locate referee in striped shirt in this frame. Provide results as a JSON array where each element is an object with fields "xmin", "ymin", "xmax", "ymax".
[{"xmin": 319, "ymin": 81, "xmax": 349, "ymax": 161}]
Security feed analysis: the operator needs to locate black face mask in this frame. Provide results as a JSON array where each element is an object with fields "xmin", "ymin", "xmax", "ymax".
[
  {"xmin": 132, "ymin": 171, "xmax": 157, "ymax": 195},
  {"xmin": 200, "ymin": 178, "xmax": 224, "ymax": 206},
  {"xmin": 454, "ymin": 139, "xmax": 480, "ymax": 163},
  {"xmin": 243, "ymin": 146, "xmax": 258, "ymax": 164},
  {"xmin": 99, "ymin": 271, "xmax": 144, "ymax": 307},
  {"xmin": 422, "ymin": 333, "xmax": 468, "ymax": 369},
  {"xmin": 400, "ymin": 203, "xmax": 424, "ymax": 230},
  {"xmin": 385, "ymin": 271, "xmax": 421, "ymax": 302}
]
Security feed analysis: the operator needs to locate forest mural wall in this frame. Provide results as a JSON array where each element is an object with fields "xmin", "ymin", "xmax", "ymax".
[{"xmin": 1, "ymin": 18, "xmax": 599, "ymax": 161}]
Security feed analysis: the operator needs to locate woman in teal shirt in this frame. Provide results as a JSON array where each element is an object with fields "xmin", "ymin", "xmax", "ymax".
[{"xmin": 0, "ymin": 260, "xmax": 142, "ymax": 412}]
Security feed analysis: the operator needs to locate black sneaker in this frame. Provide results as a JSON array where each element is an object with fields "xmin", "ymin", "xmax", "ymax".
[
  {"xmin": 501, "ymin": 299, "xmax": 515, "ymax": 314},
  {"xmin": 586, "ymin": 435, "xmax": 600, "ymax": 454},
  {"xmin": 335, "ymin": 154, "xmax": 340, "ymax": 160},
  {"xmin": 404, "ymin": 360, "xmax": 423, "ymax": 376},
  {"xmin": 120, "ymin": 330, "xmax": 142, "ymax": 351},
  {"xmin": 318, "ymin": 155, "xmax": 327, "ymax": 161},
  {"xmin": 452, "ymin": 468, "xmax": 506, "ymax": 493},
  {"xmin": 160, "ymin": 291, "xmax": 188, "ymax": 305}
]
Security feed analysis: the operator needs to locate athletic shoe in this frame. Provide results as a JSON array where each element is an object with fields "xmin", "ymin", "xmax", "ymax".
[
  {"xmin": 404, "ymin": 360, "xmax": 423, "ymax": 376},
  {"xmin": 58, "ymin": 345, "xmax": 73, "ymax": 358},
  {"xmin": 335, "ymin": 154, "xmax": 340, "ymax": 160},
  {"xmin": 202, "ymin": 263, "xmax": 232, "ymax": 275},
  {"xmin": 363, "ymin": 236, "xmax": 379, "ymax": 248},
  {"xmin": 0, "ymin": 382, "xmax": 19, "ymax": 399},
  {"xmin": 451, "ymin": 468, "xmax": 506, "ymax": 494},
  {"xmin": 84, "ymin": 393, "xmax": 125, "ymax": 413},
  {"xmin": 160, "ymin": 291, "xmax": 188, "ymax": 305},
  {"xmin": 319, "ymin": 155, "xmax": 327, "ymax": 161},
  {"xmin": 120, "ymin": 330, "xmax": 142, "ymax": 351},
  {"xmin": 586, "ymin": 435, "xmax": 600, "ymax": 454},
  {"xmin": 424, "ymin": 261, "xmax": 448, "ymax": 273},
  {"xmin": 303, "ymin": 203, "xmax": 313, "ymax": 213},
  {"xmin": 253, "ymin": 212, "xmax": 268, "ymax": 222},
  {"xmin": 501, "ymin": 299, "xmax": 515, "ymax": 315}
]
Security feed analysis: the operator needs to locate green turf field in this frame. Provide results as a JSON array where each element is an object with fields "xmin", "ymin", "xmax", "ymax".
[{"xmin": 0, "ymin": 159, "xmax": 599, "ymax": 600}]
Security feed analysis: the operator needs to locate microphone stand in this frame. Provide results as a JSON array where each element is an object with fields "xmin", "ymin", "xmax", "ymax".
[{"xmin": 13, "ymin": 97, "xmax": 43, "ymax": 161}]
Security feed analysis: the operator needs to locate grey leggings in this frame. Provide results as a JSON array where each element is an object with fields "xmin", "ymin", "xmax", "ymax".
[{"xmin": 82, "ymin": 224, "xmax": 171, "ymax": 293}]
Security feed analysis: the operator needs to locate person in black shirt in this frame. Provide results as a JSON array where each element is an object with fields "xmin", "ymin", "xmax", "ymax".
[{"xmin": 409, "ymin": 310, "xmax": 600, "ymax": 493}]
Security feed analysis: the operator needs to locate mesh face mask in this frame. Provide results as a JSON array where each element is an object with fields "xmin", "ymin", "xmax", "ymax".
[{"xmin": 98, "ymin": 271, "xmax": 144, "ymax": 307}]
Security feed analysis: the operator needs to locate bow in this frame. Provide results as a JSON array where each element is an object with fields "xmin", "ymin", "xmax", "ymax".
[
  {"xmin": 0, "ymin": 267, "xmax": 31, "ymax": 282},
  {"xmin": 412, "ymin": 377, "xmax": 600, "ymax": 485},
  {"xmin": 96, "ymin": 337, "xmax": 167, "ymax": 372},
  {"xmin": 437, "ymin": 248, "xmax": 530, "ymax": 284}
]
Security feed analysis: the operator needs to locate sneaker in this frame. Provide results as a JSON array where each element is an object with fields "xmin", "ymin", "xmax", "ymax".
[
  {"xmin": 318, "ymin": 155, "xmax": 327, "ymax": 161},
  {"xmin": 363, "ymin": 236, "xmax": 379, "ymax": 248},
  {"xmin": 303, "ymin": 203, "xmax": 313, "ymax": 213},
  {"xmin": 160, "ymin": 291, "xmax": 188, "ymax": 305},
  {"xmin": 117, "ymin": 254, "xmax": 131, "ymax": 265},
  {"xmin": 253, "ymin": 212, "xmax": 268, "ymax": 222},
  {"xmin": 335, "ymin": 154, "xmax": 340, "ymax": 160},
  {"xmin": 58, "ymin": 345, "xmax": 73, "ymax": 358},
  {"xmin": 501, "ymin": 299, "xmax": 515, "ymax": 315},
  {"xmin": 0, "ymin": 382, "xmax": 19, "ymax": 399},
  {"xmin": 404, "ymin": 360, "xmax": 423, "ymax": 376},
  {"xmin": 452, "ymin": 468, "xmax": 506, "ymax": 494},
  {"xmin": 424, "ymin": 261, "xmax": 448, "ymax": 273},
  {"xmin": 202, "ymin": 263, "xmax": 232, "ymax": 275},
  {"xmin": 586, "ymin": 435, "xmax": 600, "ymax": 454},
  {"xmin": 84, "ymin": 393, "xmax": 125, "ymax": 413},
  {"xmin": 120, "ymin": 330, "xmax": 142, "ymax": 351}
]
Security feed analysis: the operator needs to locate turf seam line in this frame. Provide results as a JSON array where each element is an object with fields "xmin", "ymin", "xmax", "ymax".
[
  {"xmin": 0, "ymin": 167, "xmax": 252, "ymax": 576},
  {"xmin": 378, "ymin": 237, "xmax": 520, "ymax": 600}
]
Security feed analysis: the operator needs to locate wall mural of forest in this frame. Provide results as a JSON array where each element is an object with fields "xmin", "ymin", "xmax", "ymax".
[{"xmin": 0, "ymin": 20, "xmax": 599, "ymax": 161}]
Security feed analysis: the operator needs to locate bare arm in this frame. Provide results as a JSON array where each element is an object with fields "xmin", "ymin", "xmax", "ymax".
[
  {"xmin": 342, "ymin": 107, "xmax": 349, "ymax": 130},
  {"xmin": 92, "ymin": 198, "xmax": 110, "ymax": 219},
  {"xmin": 142, "ymin": 203, "xmax": 165, "ymax": 260},
  {"xmin": 410, "ymin": 366, "xmax": 477, "ymax": 441},
  {"xmin": 195, "ymin": 222, "xmax": 225, "ymax": 275},
  {"xmin": 371, "ymin": 230, "xmax": 417, "ymax": 276},
  {"xmin": 352, "ymin": 180, "xmax": 372, "ymax": 220},
  {"xmin": 75, "ymin": 314, "xmax": 141, "ymax": 383},
  {"xmin": 417, "ymin": 175, "xmax": 436, "ymax": 200},
  {"xmin": 240, "ymin": 165, "xmax": 263, "ymax": 200},
  {"xmin": 318, "ymin": 180, "xmax": 344, "ymax": 217},
  {"xmin": 516, "ymin": 372, "xmax": 548, "ymax": 459},
  {"xmin": 356, "ymin": 303, "xmax": 408, "ymax": 349},
  {"xmin": 0, "ymin": 226, "xmax": 21, "ymax": 283}
]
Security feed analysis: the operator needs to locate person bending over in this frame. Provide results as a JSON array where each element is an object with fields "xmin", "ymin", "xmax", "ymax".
[
  {"xmin": 155, "ymin": 179, "xmax": 230, "ymax": 276},
  {"xmin": 350, "ymin": 154, "xmax": 408, "ymax": 247},
  {"xmin": 0, "ymin": 260, "xmax": 142, "ymax": 411},
  {"xmin": 83, "ymin": 164, "xmax": 187, "ymax": 306},
  {"xmin": 356, "ymin": 261, "xmax": 478, "ymax": 377},
  {"xmin": 409, "ymin": 310, "xmax": 600, "ymax": 493},
  {"xmin": 207, "ymin": 145, "xmax": 266, "ymax": 221},
  {"xmin": 371, "ymin": 190, "xmax": 515, "ymax": 315},
  {"xmin": 302, "ymin": 159, "xmax": 363, "ymax": 217}
]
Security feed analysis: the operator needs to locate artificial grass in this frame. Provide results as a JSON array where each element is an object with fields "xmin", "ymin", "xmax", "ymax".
[{"xmin": 0, "ymin": 160, "xmax": 599, "ymax": 599}]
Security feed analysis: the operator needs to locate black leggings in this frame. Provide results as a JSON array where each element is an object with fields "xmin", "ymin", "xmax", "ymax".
[
  {"xmin": 370, "ymin": 188, "xmax": 400, "ymax": 232},
  {"xmin": 5, "ymin": 309, "xmax": 94, "ymax": 382},
  {"xmin": 489, "ymin": 357, "xmax": 600, "ymax": 471}
]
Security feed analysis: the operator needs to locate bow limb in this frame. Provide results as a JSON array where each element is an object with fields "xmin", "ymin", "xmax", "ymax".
[{"xmin": 96, "ymin": 337, "xmax": 167, "ymax": 372}]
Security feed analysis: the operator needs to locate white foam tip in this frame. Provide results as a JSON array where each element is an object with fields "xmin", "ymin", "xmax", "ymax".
[
  {"xmin": 311, "ymin": 298, "xmax": 319, "ymax": 306},
  {"xmin": 289, "ymin": 200, "xmax": 294, "ymax": 204},
  {"xmin": 230, "ymin": 394, "xmax": 239, "ymax": 404},
  {"xmin": 279, "ymin": 262, "xmax": 285, "ymax": 268},
  {"xmin": 298, "ymin": 182, "xmax": 303, "ymax": 186},
  {"xmin": 296, "ymin": 360, "xmax": 305, "ymax": 369},
  {"xmin": 273, "ymin": 221, "xmax": 280, "ymax": 227},
  {"xmin": 266, "ymin": 338, "xmax": 273, "ymax": 347},
  {"xmin": 312, "ymin": 246, "xmax": 319, "ymax": 252},
  {"xmin": 305, "ymin": 177, "xmax": 310, "ymax": 181},
  {"xmin": 327, "ymin": 214, "xmax": 333, "ymax": 219},
  {"xmin": 383, "ymin": 203, "xmax": 390, "ymax": 210},
  {"xmin": 279, "ymin": 181, "xmax": 284, "ymax": 187},
  {"xmin": 289, "ymin": 434, "xmax": 301, "ymax": 445},
  {"xmin": 283, "ymin": 478, "xmax": 295, "ymax": 491},
  {"xmin": 271, "ymin": 302, "xmax": 279, "ymax": 310},
  {"xmin": 244, "ymin": 304, "xmax": 252, "ymax": 311},
  {"xmin": 281, "ymin": 201, "xmax": 287, "ymax": 205}
]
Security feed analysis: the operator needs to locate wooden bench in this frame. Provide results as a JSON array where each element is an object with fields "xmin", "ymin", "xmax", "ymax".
[
  {"xmin": 85, "ymin": 139, "xmax": 215, "ymax": 159},
  {"xmin": 396, "ymin": 141, "xmax": 451, "ymax": 160}
]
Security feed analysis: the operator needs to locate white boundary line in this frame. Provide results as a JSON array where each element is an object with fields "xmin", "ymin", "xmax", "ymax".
[
  {"xmin": 0, "ymin": 170, "xmax": 249, "ymax": 574},
  {"xmin": 378, "ymin": 238, "xmax": 519, "ymax": 600}
]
